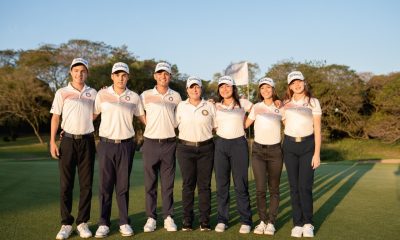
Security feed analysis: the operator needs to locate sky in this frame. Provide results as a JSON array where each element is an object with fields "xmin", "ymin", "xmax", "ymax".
[{"xmin": 0, "ymin": 0, "xmax": 399, "ymax": 80}]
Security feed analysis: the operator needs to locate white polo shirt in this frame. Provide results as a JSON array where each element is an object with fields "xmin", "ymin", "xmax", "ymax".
[
  {"xmin": 176, "ymin": 99, "xmax": 216, "ymax": 142},
  {"xmin": 94, "ymin": 86, "xmax": 144, "ymax": 140},
  {"xmin": 249, "ymin": 102, "xmax": 283, "ymax": 145},
  {"xmin": 50, "ymin": 83, "xmax": 96, "ymax": 135},
  {"xmin": 283, "ymin": 97, "xmax": 322, "ymax": 137},
  {"xmin": 141, "ymin": 87, "xmax": 182, "ymax": 139},
  {"xmin": 215, "ymin": 98, "xmax": 253, "ymax": 139}
]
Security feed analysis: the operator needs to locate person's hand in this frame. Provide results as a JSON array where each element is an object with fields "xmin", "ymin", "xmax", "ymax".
[
  {"xmin": 50, "ymin": 141, "xmax": 60, "ymax": 159},
  {"xmin": 311, "ymin": 154, "xmax": 320, "ymax": 169},
  {"xmin": 207, "ymin": 98, "xmax": 216, "ymax": 104},
  {"xmin": 59, "ymin": 130, "xmax": 65, "ymax": 141},
  {"xmin": 274, "ymin": 99, "xmax": 283, "ymax": 108}
]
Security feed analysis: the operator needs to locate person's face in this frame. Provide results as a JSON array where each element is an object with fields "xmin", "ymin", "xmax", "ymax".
[
  {"xmin": 218, "ymin": 84, "xmax": 233, "ymax": 99},
  {"xmin": 70, "ymin": 65, "xmax": 88, "ymax": 85},
  {"xmin": 111, "ymin": 71, "xmax": 129, "ymax": 90},
  {"xmin": 289, "ymin": 79, "xmax": 305, "ymax": 94},
  {"xmin": 187, "ymin": 84, "xmax": 202, "ymax": 100},
  {"xmin": 154, "ymin": 71, "xmax": 171, "ymax": 88},
  {"xmin": 260, "ymin": 84, "xmax": 273, "ymax": 100}
]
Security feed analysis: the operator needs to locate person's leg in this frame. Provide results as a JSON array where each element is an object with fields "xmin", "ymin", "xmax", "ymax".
[
  {"xmin": 298, "ymin": 139, "xmax": 315, "ymax": 225},
  {"xmin": 283, "ymin": 138, "xmax": 302, "ymax": 226},
  {"xmin": 230, "ymin": 137, "xmax": 252, "ymax": 226},
  {"xmin": 58, "ymin": 137, "xmax": 77, "ymax": 225},
  {"xmin": 142, "ymin": 139, "xmax": 160, "ymax": 219},
  {"xmin": 214, "ymin": 138, "xmax": 231, "ymax": 225},
  {"xmin": 266, "ymin": 144, "xmax": 283, "ymax": 224},
  {"xmin": 98, "ymin": 142, "xmax": 116, "ymax": 226},
  {"xmin": 76, "ymin": 137, "xmax": 96, "ymax": 224},
  {"xmin": 196, "ymin": 142, "xmax": 214, "ymax": 224},
  {"xmin": 251, "ymin": 143, "xmax": 268, "ymax": 222},
  {"xmin": 160, "ymin": 141, "xmax": 177, "ymax": 218}
]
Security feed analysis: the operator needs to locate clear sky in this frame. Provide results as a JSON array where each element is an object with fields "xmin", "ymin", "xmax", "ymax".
[{"xmin": 0, "ymin": 0, "xmax": 399, "ymax": 80}]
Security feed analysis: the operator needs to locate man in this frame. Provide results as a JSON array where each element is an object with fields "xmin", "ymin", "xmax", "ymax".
[
  {"xmin": 50, "ymin": 58, "xmax": 96, "ymax": 239},
  {"xmin": 140, "ymin": 62, "xmax": 181, "ymax": 232},
  {"xmin": 93, "ymin": 62, "xmax": 145, "ymax": 238}
]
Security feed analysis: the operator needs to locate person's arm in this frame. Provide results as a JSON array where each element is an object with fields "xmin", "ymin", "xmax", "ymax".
[
  {"xmin": 50, "ymin": 114, "xmax": 61, "ymax": 159},
  {"xmin": 138, "ymin": 115, "xmax": 146, "ymax": 125},
  {"xmin": 93, "ymin": 114, "xmax": 99, "ymax": 120},
  {"xmin": 244, "ymin": 117, "xmax": 254, "ymax": 129},
  {"xmin": 311, "ymin": 115, "xmax": 322, "ymax": 169}
]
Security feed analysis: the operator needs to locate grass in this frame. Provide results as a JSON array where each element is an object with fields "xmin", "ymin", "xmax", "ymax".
[{"xmin": 0, "ymin": 137, "xmax": 399, "ymax": 239}]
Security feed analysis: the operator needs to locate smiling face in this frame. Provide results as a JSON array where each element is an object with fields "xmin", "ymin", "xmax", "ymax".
[
  {"xmin": 111, "ymin": 71, "xmax": 129, "ymax": 92},
  {"xmin": 218, "ymin": 83, "xmax": 233, "ymax": 100},
  {"xmin": 154, "ymin": 71, "xmax": 171, "ymax": 88},
  {"xmin": 289, "ymin": 79, "xmax": 305, "ymax": 95},
  {"xmin": 70, "ymin": 65, "xmax": 88, "ymax": 87},
  {"xmin": 259, "ymin": 84, "xmax": 273, "ymax": 100}
]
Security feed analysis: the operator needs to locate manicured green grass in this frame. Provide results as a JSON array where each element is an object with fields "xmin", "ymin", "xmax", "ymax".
[{"xmin": 0, "ymin": 138, "xmax": 399, "ymax": 239}]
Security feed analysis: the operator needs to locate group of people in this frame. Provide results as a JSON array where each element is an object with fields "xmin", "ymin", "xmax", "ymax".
[{"xmin": 49, "ymin": 57, "xmax": 322, "ymax": 239}]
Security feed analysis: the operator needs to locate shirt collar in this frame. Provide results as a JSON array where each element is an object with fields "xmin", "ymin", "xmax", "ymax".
[
  {"xmin": 152, "ymin": 86, "xmax": 172, "ymax": 96},
  {"xmin": 67, "ymin": 82, "xmax": 90, "ymax": 92},
  {"xmin": 108, "ymin": 85, "xmax": 130, "ymax": 96}
]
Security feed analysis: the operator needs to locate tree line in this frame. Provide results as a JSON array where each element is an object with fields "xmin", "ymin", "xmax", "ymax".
[{"xmin": 0, "ymin": 39, "xmax": 398, "ymax": 143}]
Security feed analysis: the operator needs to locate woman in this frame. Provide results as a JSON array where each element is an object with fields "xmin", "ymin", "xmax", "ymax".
[
  {"xmin": 245, "ymin": 77, "xmax": 283, "ymax": 235},
  {"xmin": 176, "ymin": 76, "xmax": 216, "ymax": 231},
  {"xmin": 213, "ymin": 76, "xmax": 253, "ymax": 234},
  {"xmin": 282, "ymin": 71, "xmax": 322, "ymax": 238}
]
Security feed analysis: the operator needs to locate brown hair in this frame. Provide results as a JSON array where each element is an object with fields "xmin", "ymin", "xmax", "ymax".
[
  {"xmin": 257, "ymin": 84, "xmax": 280, "ymax": 107},
  {"xmin": 216, "ymin": 84, "xmax": 241, "ymax": 108}
]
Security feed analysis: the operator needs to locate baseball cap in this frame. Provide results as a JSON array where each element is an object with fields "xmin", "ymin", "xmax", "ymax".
[
  {"xmin": 186, "ymin": 76, "xmax": 202, "ymax": 88},
  {"xmin": 287, "ymin": 71, "xmax": 305, "ymax": 84},
  {"xmin": 218, "ymin": 76, "xmax": 236, "ymax": 86},
  {"xmin": 155, "ymin": 62, "xmax": 172, "ymax": 74},
  {"xmin": 70, "ymin": 58, "xmax": 89, "ymax": 71},
  {"xmin": 258, "ymin": 77, "xmax": 275, "ymax": 87},
  {"xmin": 112, "ymin": 62, "xmax": 129, "ymax": 74}
]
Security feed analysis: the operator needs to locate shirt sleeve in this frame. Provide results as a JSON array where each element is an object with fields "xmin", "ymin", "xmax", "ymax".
[
  {"xmin": 248, "ymin": 104, "xmax": 256, "ymax": 120},
  {"xmin": 240, "ymin": 98, "xmax": 253, "ymax": 112},
  {"xmin": 94, "ymin": 91, "xmax": 102, "ymax": 115},
  {"xmin": 175, "ymin": 102, "xmax": 182, "ymax": 126},
  {"xmin": 134, "ymin": 94, "xmax": 145, "ymax": 117},
  {"xmin": 208, "ymin": 102, "xmax": 217, "ymax": 128},
  {"xmin": 50, "ymin": 90, "xmax": 63, "ymax": 114},
  {"xmin": 311, "ymin": 98, "xmax": 322, "ymax": 115}
]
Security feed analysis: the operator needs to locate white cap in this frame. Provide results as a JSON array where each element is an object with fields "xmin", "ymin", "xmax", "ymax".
[
  {"xmin": 70, "ymin": 58, "xmax": 89, "ymax": 71},
  {"xmin": 287, "ymin": 71, "xmax": 305, "ymax": 84},
  {"xmin": 112, "ymin": 62, "xmax": 129, "ymax": 74},
  {"xmin": 218, "ymin": 75, "xmax": 235, "ymax": 86},
  {"xmin": 155, "ymin": 62, "xmax": 172, "ymax": 74},
  {"xmin": 186, "ymin": 76, "xmax": 202, "ymax": 88},
  {"xmin": 258, "ymin": 77, "xmax": 275, "ymax": 87}
]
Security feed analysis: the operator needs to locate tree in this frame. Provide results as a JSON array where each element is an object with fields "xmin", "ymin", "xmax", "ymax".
[{"xmin": 0, "ymin": 67, "xmax": 53, "ymax": 143}]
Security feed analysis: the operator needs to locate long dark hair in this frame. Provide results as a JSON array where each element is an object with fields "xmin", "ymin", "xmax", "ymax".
[
  {"xmin": 283, "ymin": 80, "xmax": 313, "ymax": 105},
  {"xmin": 257, "ymin": 84, "xmax": 280, "ymax": 107},
  {"xmin": 216, "ymin": 84, "xmax": 241, "ymax": 108}
]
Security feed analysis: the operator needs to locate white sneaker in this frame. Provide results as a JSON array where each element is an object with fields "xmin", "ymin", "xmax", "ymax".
[
  {"xmin": 164, "ymin": 216, "xmax": 177, "ymax": 232},
  {"xmin": 265, "ymin": 223, "xmax": 276, "ymax": 235},
  {"xmin": 291, "ymin": 226, "xmax": 303, "ymax": 238},
  {"xmin": 303, "ymin": 224, "xmax": 314, "ymax": 237},
  {"xmin": 77, "ymin": 223, "xmax": 92, "ymax": 238},
  {"xmin": 119, "ymin": 224, "xmax": 134, "ymax": 237},
  {"xmin": 144, "ymin": 218, "xmax": 157, "ymax": 232},
  {"xmin": 56, "ymin": 225, "xmax": 73, "ymax": 240},
  {"xmin": 239, "ymin": 224, "xmax": 251, "ymax": 234},
  {"xmin": 95, "ymin": 225, "xmax": 110, "ymax": 238},
  {"xmin": 215, "ymin": 223, "xmax": 227, "ymax": 232},
  {"xmin": 253, "ymin": 221, "xmax": 266, "ymax": 234}
]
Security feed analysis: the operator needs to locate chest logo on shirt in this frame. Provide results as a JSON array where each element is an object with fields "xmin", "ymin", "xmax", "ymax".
[
  {"xmin": 168, "ymin": 96, "xmax": 173, "ymax": 101},
  {"xmin": 275, "ymin": 109, "xmax": 280, "ymax": 113},
  {"xmin": 85, "ymin": 92, "xmax": 91, "ymax": 97},
  {"xmin": 202, "ymin": 110, "xmax": 209, "ymax": 116},
  {"xmin": 125, "ymin": 96, "xmax": 131, "ymax": 101}
]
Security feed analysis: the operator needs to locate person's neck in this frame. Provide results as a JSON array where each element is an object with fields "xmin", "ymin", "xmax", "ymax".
[
  {"xmin": 189, "ymin": 98, "xmax": 201, "ymax": 106},
  {"xmin": 71, "ymin": 82, "xmax": 84, "ymax": 91},
  {"xmin": 293, "ymin": 93, "xmax": 305, "ymax": 101},
  {"xmin": 113, "ymin": 86, "xmax": 126, "ymax": 95},
  {"xmin": 263, "ymin": 98, "xmax": 273, "ymax": 105},
  {"xmin": 156, "ymin": 85, "xmax": 169, "ymax": 95},
  {"xmin": 223, "ymin": 97, "xmax": 234, "ymax": 106}
]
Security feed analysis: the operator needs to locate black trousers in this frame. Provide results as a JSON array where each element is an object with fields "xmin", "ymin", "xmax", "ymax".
[
  {"xmin": 251, "ymin": 142, "xmax": 283, "ymax": 224},
  {"xmin": 142, "ymin": 138, "xmax": 177, "ymax": 219},
  {"xmin": 176, "ymin": 141, "xmax": 214, "ymax": 224},
  {"xmin": 214, "ymin": 136, "xmax": 252, "ymax": 226},
  {"xmin": 282, "ymin": 136, "xmax": 315, "ymax": 226},
  {"xmin": 97, "ymin": 140, "xmax": 135, "ymax": 226},
  {"xmin": 58, "ymin": 136, "xmax": 95, "ymax": 225}
]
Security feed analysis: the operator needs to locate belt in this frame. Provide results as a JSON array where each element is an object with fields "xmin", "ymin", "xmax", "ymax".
[
  {"xmin": 145, "ymin": 137, "xmax": 176, "ymax": 143},
  {"xmin": 100, "ymin": 137, "xmax": 132, "ymax": 144},
  {"xmin": 64, "ymin": 132, "xmax": 93, "ymax": 140},
  {"xmin": 285, "ymin": 134, "xmax": 314, "ymax": 143},
  {"xmin": 254, "ymin": 142, "xmax": 281, "ymax": 148},
  {"xmin": 178, "ymin": 138, "xmax": 213, "ymax": 147}
]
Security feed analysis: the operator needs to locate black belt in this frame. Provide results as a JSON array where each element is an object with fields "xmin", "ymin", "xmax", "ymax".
[
  {"xmin": 285, "ymin": 134, "xmax": 314, "ymax": 143},
  {"xmin": 178, "ymin": 138, "xmax": 213, "ymax": 147},
  {"xmin": 145, "ymin": 137, "xmax": 176, "ymax": 143},
  {"xmin": 100, "ymin": 137, "xmax": 132, "ymax": 144},
  {"xmin": 254, "ymin": 142, "xmax": 281, "ymax": 148},
  {"xmin": 64, "ymin": 132, "xmax": 93, "ymax": 140}
]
